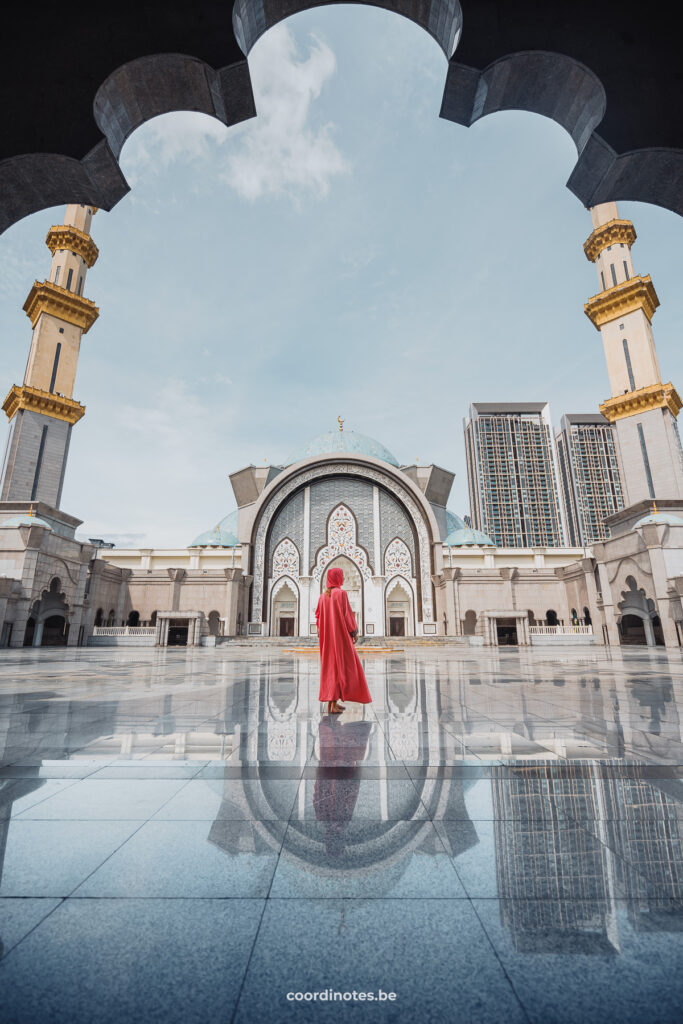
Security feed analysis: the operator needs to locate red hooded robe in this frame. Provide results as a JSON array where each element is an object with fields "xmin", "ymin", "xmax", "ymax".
[{"xmin": 316, "ymin": 568, "xmax": 372, "ymax": 704}]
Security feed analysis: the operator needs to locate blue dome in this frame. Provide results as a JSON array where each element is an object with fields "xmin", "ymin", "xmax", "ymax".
[
  {"xmin": 634, "ymin": 511, "xmax": 683, "ymax": 529},
  {"xmin": 190, "ymin": 510, "xmax": 239, "ymax": 548},
  {"xmin": 285, "ymin": 430, "xmax": 399, "ymax": 468},
  {"xmin": 3, "ymin": 514, "xmax": 52, "ymax": 530},
  {"xmin": 444, "ymin": 526, "xmax": 495, "ymax": 547}
]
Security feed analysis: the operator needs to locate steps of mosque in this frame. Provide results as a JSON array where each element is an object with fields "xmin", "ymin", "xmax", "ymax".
[{"xmin": 219, "ymin": 635, "xmax": 473, "ymax": 649}]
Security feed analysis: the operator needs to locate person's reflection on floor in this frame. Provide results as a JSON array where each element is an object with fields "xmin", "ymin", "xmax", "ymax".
[{"xmin": 313, "ymin": 716, "xmax": 373, "ymax": 858}]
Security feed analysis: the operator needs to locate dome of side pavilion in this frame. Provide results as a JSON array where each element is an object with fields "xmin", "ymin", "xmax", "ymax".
[
  {"xmin": 285, "ymin": 430, "xmax": 400, "ymax": 468},
  {"xmin": 190, "ymin": 510, "xmax": 239, "ymax": 548}
]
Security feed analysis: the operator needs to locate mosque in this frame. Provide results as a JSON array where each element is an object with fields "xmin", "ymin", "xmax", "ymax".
[{"xmin": 2, "ymin": 202, "xmax": 683, "ymax": 649}]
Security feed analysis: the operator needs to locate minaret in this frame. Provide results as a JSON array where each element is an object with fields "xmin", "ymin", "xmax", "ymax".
[
  {"xmin": 0, "ymin": 205, "xmax": 99, "ymax": 508},
  {"xmin": 584, "ymin": 202, "xmax": 683, "ymax": 505}
]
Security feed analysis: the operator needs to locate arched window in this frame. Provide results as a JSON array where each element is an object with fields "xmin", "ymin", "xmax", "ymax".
[
  {"xmin": 546, "ymin": 609, "xmax": 559, "ymax": 626},
  {"xmin": 150, "ymin": 610, "xmax": 158, "ymax": 627},
  {"xmin": 208, "ymin": 610, "xmax": 221, "ymax": 636},
  {"xmin": 127, "ymin": 611, "xmax": 140, "ymax": 627},
  {"xmin": 106, "ymin": 609, "xmax": 115, "ymax": 627},
  {"xmin": 571, "ymin": 608, "xmax": 579, "ymax": 624},
  {"xmin": 463, "ymin": 610, "xmax": 477, "ymax": 636},
  {"xmin": 94, "ymin": 608, "xmax": 103, "ymax": 627},
  {"xmin": 583, "ymin": 607, "xmax": 592, "ymax": 625}
]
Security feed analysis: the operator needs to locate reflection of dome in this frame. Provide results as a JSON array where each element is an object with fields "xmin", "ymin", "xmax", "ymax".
[
  {"xmin": 444, "ymin": 526, "xmax": 494, "ymax": 547},
  {"xmin": 285, "ymin": 430, "xmax": 399, "ymax": 468},
  {"xmin": 3, "ymin": 514, "xmax": 52, "ymax": 530},
  {"xmin": 634, "ymin": 511, "xmax": 683, "ymax": 529},
  {"xmin": 190, "ymin": 509, "xmax": 238, "ymax": 547}
]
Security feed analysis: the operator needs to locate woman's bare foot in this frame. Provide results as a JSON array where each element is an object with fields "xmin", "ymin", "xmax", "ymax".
[{"xmin": 328, "ymin": 700, "xmax": 345, "ymax": 714}]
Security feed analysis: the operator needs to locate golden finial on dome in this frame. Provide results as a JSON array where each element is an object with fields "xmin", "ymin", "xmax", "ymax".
[{"xmin": 337, "ymin": 417, "xmax": 344, "ymax": 433}]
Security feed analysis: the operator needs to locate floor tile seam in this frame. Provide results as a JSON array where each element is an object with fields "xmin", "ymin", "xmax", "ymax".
[
  {"xmin": 0, "ymin": 895, "xmax": 67, "ymax": 966},
  {"xmin": 464, "ymin": 896, "xmax": 535, "ymax": 1024},
  {"xmin": 64, "ymin": 818, "xmax": 153, "ymax": 899},
  {"xmin": 228, "ymin": 890, "xmax": 277, "ymax": 1023}
]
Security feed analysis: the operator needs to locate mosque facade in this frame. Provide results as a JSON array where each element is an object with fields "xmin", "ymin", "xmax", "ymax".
[{"xmin": 1, "ymin": 203, "xmax": 683, "ymax": 649}]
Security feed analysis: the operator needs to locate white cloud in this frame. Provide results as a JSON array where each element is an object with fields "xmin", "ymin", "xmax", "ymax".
[
  {"xmin": 120, "ymin": 24, "xmax": 349, "ymax": 202},
  {"xmin": 223, "ymin": 25, "xmax": 350, "ymax": 200}
]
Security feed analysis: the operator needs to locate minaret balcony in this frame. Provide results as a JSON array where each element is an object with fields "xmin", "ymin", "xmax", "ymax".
[
  {"xmin": 583, "ymin": 218, "xmax": 637, "ymax": 262},
  {"xmin": 584, "ymin": 275, "xmax": 659, "ymax": 328},
  {"xmin": 2, "ymin": 384, "xmax": 85, "ymax": 425},
  {"xmin": 45, "ymin": 224, "xmax": 99, "ymax": 267},
  {"xmin": 23, "ymin": 280, "xmax": 99, "ymax": 333},
  {"xmin": 599, "ymin": 382, "xmax": 682, "ymax": 423}
]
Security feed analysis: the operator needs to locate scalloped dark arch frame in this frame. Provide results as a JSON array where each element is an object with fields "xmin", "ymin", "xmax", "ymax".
[{"xmin": 0, "ymin": 0, "xmax": 681, "ymax": 234}]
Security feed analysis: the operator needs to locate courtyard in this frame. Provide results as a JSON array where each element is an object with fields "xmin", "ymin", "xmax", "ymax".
[{"xmin": 0, "ymin": 644, "xmax": 681, "ymax": 1022}]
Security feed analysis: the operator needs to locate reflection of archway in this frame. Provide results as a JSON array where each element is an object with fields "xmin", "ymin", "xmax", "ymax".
[
  {"xmin": 323, "ymin": 556, "xmax": 363, "ymax": 635},
  {"xmin": 385, "ymin": 576, "xmax": 415, "ymax": 637},
  {"xmin": 270, "ymin": 577, "xmax": 299, "ymax": 637}
]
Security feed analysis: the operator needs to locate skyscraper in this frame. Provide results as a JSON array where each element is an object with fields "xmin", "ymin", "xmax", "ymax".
[
  {"xmin": 584, "ymin": 202, "xmax": 683, "ymax": 505},
  {"xmin": 556, "ymin": 413, "xmax": 624, "ymax": 545},
  {"xmin": 0, "ymin": 205, "xmax": 98, "ymax": 508},
  {"xmin": 464, "ymin": 402, "xmax": 567, "ymax": 547}
]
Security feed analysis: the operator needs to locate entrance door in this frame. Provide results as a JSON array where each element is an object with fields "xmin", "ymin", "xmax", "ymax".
[
  {"xmin": 390, "ymin": 616, "xmax": 405, "ymax": 637},
  {"xmin": 42, "ymin": 615, "xmax": 68, "ymax": 646},
  {"xmin": 168, "ymin": 621, "xmax": 188, "ymax": 646},
  {"xmin": 279, "ymin": 617, "xmax": 295, "ymax": 637},
  {"xmin": 496, "ymin": 620, "xmax": 518, "ymax": 646}
]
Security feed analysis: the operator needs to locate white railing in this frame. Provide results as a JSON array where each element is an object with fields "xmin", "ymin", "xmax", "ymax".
[
  {"xmin": 92, "ymin": 626, "xmax": 156, "ymax": 636},
  {"xmin": 529, "ymin": 625, "xmax": 593, "ymax": 635}
]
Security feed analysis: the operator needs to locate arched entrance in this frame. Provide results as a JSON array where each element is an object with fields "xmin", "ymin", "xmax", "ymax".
[
  {"xmin": 385, "ymin": 577, "xmax": 414, "ymax": 637},
  {"xmin": 271, "ymin": 577, "xmax": 299, "ymax": 637},
  {"xmin": 42, "ymin": 615, "xmax": 68, "ymax": 646},
  {"xmin": 620, "ymin": 614, "xmax": 647, "ymax": 645},
  {"xmin": 323, "ymin": 556, "xmax": 363, "ymax": 635}
]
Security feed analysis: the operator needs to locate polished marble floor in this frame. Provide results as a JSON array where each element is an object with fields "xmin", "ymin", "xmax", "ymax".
[{"xmin": 0, "ymin": 645, "xmax": 682, "ymax": 1023}]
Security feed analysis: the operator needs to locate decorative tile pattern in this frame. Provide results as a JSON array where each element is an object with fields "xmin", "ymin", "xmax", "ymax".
[
  {"xmin": 266, "ymin": 489, "xmax": 304, "ymax": 572},
  {"xmin": 309, "ymin": 477, "xmax": 375, "ymax": 571},
  {"xmin": 380, "ymin": 488, "xmax": 416, "ymax": 567},
  {"xmin": 312, "ymin": 505, "xmax": 372, "ymax": 582},
  {"xmin": 384, "ymin": 537, "xmax": 413, "ymax": 577},
  {"xmin": 271, "ymin": 538, "xmax": 299, "ymax": 580}
]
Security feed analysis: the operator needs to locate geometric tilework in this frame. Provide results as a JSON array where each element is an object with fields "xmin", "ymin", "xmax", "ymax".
[
  {"xmin": 379, "ymin": 488, "xmax": 416, "ymax": 569},
  {"xmin": 309, "ymin": 477, "xmax": 375, "ymax": 573}
]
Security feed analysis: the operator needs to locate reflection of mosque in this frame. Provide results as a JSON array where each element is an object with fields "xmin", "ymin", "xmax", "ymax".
[{"xmin": 1, "ymin": 651, "xmax": 682, "ymax": 947}]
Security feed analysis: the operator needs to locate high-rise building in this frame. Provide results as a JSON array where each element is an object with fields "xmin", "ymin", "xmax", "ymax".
[
  {"xmin": 0, "ymin": 204, "xmax": 99, "ymax": 507},
  {"xmin": 464, "ymin": 402, "xmax": 567, "ymax": 547},
  {"xmin": 584, "ymin": 202, "xmax": 683, "ymax": 505},
  {"xmin": 556, "ymin": 413, "xmax": 624, "ymax": 545}
]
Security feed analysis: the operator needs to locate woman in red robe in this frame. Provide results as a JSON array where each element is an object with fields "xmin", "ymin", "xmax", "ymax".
[{"xmin": 316, "ymin": 567, "xmax": 372, "ymax": 713}]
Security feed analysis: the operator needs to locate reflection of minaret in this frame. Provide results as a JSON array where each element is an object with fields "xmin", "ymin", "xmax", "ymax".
[
  {"xmin": 1, "ymin": 204, "xmax": 99, "ymax": 507},
  {"xmin": 584, "ymin": 203, "xmax": 683, "ymax": 504}
]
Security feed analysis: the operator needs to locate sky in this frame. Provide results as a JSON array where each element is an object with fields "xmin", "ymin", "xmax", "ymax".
[{"xmin": 0, "ymin": 7, "xmax": 681, "ymax": 548}]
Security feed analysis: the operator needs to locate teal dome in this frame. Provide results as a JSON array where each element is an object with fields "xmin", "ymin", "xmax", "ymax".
[
  {"xmin": 634, "ymin": 511, "xmax": 683, "ymax": 529},
  {"xmin": 285, "ymin": 430, "xmax": 399, "ymax": 468},
  {"xmin": 444, "ymin": 526, "xmax": 495, "ymax": 547},
  {"xmin": 3, "ymin": 514, "xmax": 52, "ymax": 530},
  {"xmin": 190, "ymin": 510, "xmax": 239, "ymax": 548},
  {"xmin": 445, "ymin": 510, "xmax": 466, "ymax": 535}
]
